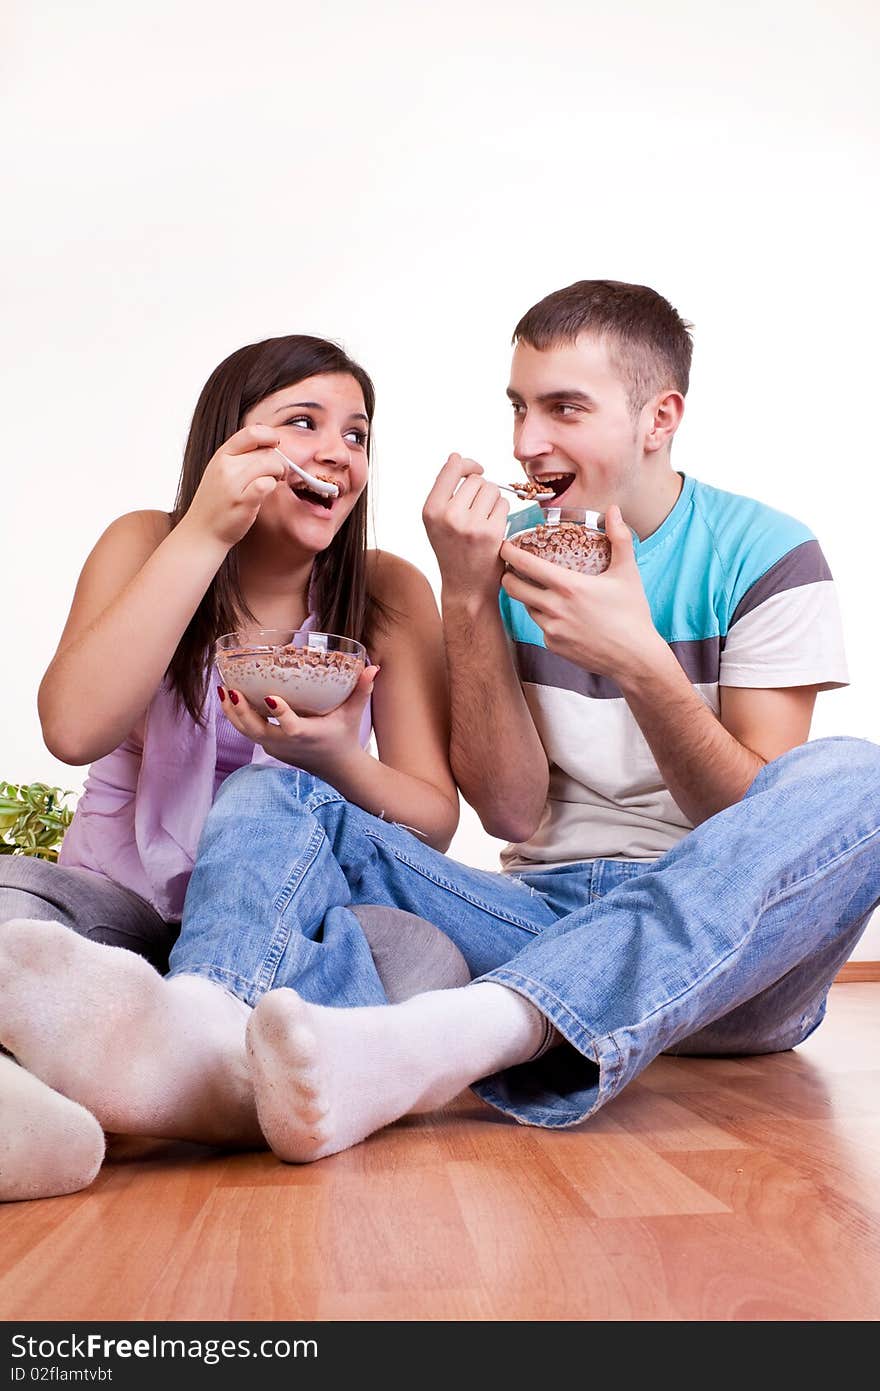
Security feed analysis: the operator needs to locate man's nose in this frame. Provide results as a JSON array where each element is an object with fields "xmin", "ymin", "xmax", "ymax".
[{"xmin": 513, "ymin": 415, "xmax": 552, "ymax": 463}]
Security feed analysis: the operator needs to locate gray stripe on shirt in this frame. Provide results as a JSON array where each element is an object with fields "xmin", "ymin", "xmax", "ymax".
[
  {"xmin": 515, "ymin": 636, "xmax": 722, "ymax": 699},
  {"xmin": 729, "ymin": 539, "xmax": 832, "ymax": 627}
]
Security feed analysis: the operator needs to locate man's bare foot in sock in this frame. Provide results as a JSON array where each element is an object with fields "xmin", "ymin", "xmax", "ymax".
[
  {"xmin": 0, "ymin": 1055, "xmax": 104, "ymax": 1201},
  {"xmin": 246, "ymin": 982, "xmax": 548, "ymax": 1163},
  {"xmin": 0, "ymin": 919, "xmax": 262, "ymax": 1147}
]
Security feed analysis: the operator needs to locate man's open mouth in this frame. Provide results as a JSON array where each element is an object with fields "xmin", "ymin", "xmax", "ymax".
[{"xmin": 529, "ymin": 472, "xmax": 576, "ymax": 503}]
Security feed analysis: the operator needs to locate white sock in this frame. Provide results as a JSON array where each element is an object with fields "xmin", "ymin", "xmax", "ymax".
[
  {"xmin": 0, "ymin": 918, "xmax": 261, "ymax": 1146},
  {"xmin": 0, "ymin": 1054, "xmax": 105, "ymax": 1201},
  {"xmin": 247, "ymin": 981, "xmax": 549, "ymax": 1163}
]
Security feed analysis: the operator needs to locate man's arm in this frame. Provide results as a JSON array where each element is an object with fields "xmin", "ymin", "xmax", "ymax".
[
  {"xmin": 499, "ymin": 506, "xmax": 816, "ymax": 827},
  {"xmin": 423, "ymin": 455, "xmax": 549, "ymax": 842},
  {"xmin": 442, "ymin": 592, "xmax": 549, "ymax": 841},
  {"xmin": 617, "ymin": 649, "xmax": 816, "ymax": 824}
]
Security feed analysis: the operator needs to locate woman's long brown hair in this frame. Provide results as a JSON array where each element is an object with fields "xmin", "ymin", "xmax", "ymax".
[{"xmin": 167, "ymin": 335, "xmax": 389, "ymax": 722}]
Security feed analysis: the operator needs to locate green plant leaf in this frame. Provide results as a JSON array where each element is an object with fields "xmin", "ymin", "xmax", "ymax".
[{"xmin": 0, "ymin": 781, "xmax": 76, "ymax": 858}]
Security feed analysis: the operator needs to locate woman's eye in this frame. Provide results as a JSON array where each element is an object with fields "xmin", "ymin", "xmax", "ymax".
[
  {"xmin": 344, "ymin": 429, "xmax": 368, "ymax": 446},
  {"xmin": 285, "ymin": 415, "xmax": 314, "ymax": 430}
]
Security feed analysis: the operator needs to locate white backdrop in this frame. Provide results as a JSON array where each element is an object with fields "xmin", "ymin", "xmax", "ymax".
[{"xmin": 2, "ymin": 1, "xmax": 878, "ymax": 947}]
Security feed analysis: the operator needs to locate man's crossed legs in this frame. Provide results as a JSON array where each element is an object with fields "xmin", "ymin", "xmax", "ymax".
[{"xmin": 1, "ymin": 737, "xmax": 878, "ymax": 1171}]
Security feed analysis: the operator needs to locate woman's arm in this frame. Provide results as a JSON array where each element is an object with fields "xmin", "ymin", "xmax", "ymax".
[
  {"xmin": 39, "ymin": 425, "xmax": 284, "ymax": 765},
  {"xmin": 38, "ymin": 509, "xmax": 221, "ymax": 764},
  {"xmin": 347, "ymin": 552, "xmax": 460, "ymax": 849},
  {"xmin": 219, "ymin": 554, "xmax": 460, "ymax": 851}
]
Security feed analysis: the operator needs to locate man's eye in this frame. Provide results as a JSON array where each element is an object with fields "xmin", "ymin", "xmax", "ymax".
[
  {"xmin": 511, "ymin": 402, "xmax": 525, "ymax": 416},
  {"xmin": 555, "ymin": 403, "xmax": 578, "ymax": 416}
]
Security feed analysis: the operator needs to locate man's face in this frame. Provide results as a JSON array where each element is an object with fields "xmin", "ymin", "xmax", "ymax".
[{"xmin": 507, "ymin": 335, "xmax": 647, "ymax": 511}]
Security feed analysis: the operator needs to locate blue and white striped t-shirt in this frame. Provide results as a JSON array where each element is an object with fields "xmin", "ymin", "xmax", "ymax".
[{"xmin": 498, "ymin": 473, "xmax": 848, "ymax": 870}]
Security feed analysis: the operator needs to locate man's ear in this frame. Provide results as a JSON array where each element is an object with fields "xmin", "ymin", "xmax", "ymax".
[{"xmin": 643, "ymin": 390, "xmax": 685, "ymax": 453}]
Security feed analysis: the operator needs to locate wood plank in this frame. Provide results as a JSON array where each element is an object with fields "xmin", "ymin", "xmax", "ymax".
[
  {"xmin": 835, "ymin": 962, "xmax": 880, "ymax": 982},
  {"xmin": 536, "ymin": 1125, "xmax": 731, "ymax": 1219},
  {"xmin": 664, "ymin": 1148, "xmax": 880, "ymax": 1318},
  {"xmin": 1, "ymin": 984, "xmax": 878, "ymax": 1322}
]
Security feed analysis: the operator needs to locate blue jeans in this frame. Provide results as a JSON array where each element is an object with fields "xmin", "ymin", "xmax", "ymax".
[{"xmin": 170, "ymin": 737, "xmax": 880, "ymax": 1128}]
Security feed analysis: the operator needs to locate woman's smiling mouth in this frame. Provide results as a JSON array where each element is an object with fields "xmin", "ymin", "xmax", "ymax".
[{"xmin": 288, "ymin": 475, "xmax": 344, "ymax": 512}]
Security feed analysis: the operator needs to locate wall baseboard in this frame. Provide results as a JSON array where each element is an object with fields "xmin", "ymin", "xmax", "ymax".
[{"xmin": 834, "ymin": 961, "xmax": 880, "ymax": 983}]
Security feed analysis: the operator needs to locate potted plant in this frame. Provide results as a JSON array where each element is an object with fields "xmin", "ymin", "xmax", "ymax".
[{"xmin": 0, "ymin": 781, "xmax": 76, "ymax": 862}]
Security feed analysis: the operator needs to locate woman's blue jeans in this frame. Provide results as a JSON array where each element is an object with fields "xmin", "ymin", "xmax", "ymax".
[{"xmin": 170, "ymin": 736, "xmax": 880, "ymax": 1128}]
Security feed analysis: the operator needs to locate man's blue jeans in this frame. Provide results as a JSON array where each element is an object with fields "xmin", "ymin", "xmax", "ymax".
[{"xmin": 170, "ymin": 737, "xmax": 880, "ymax": 1128}]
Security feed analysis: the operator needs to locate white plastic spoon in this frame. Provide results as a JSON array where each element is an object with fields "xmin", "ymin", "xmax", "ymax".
[
  {"xmin": 495, "ymin": 480, "xmax": 556, "ymax": 502},
  {"xmin": 453, "ymin": 475, "xmax": 556, "ymax": 502},
  {"xmin": 274, "ymin": 447, "xmax": 339, "ymax": 499}
]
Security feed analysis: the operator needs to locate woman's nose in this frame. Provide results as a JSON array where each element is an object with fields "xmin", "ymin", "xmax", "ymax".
[{"xmin": 316, "ymin": 433, "xmax": 352, "ymax": 466}]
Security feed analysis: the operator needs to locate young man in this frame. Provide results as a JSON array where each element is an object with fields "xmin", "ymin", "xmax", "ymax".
[{"xmin": 3, "ymin": 282, "xmax": 879, "ymax": 1175}]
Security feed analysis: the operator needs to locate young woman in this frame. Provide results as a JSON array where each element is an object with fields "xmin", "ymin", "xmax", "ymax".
[{"xmin": 0, "ymin": 335, "xmax": 459, "ymax": 1199}]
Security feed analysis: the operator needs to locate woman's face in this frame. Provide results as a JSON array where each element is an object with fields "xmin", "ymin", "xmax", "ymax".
[{"xmin": 242, "ymin": 372, "xmax": 370, "ymax": 553}]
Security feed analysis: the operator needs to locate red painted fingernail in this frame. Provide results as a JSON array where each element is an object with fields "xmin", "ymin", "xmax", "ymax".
[
  {"xmin": 229, "ymin": 690, "xmax": 239, "ymax": 705},
  {"xmin": 217, "ymin": 686, "xmax": 225, "ymax": 702},
  {"xmin": 265, "ymin": 696, "xmax": 277, "ymax": 709}
]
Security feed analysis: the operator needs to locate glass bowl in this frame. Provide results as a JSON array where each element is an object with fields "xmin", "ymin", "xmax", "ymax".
[
  {"xmin": 507, "ymin": 507, "xmax": 611, "ymax": 575},
  {"xmin": 215, "ymin": 629, "xmax": 366, "ymax": 715}
]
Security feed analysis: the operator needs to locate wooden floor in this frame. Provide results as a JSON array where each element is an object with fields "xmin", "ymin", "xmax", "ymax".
[{"xmin": 2, "ymin": 983, "xmax": 879, "ymax": 1322}]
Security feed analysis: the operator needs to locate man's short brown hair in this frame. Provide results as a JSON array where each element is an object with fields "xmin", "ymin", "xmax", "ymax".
[{"xmin": 513, "ymin": 279, "xmax": 693, "ymax": 414}]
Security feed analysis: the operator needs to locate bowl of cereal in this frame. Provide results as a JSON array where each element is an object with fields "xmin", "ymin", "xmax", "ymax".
[
  {"xmin": 507, "ymin": 507, "xmax": 612, "ymax": 575},
  {"xmin": 215, "ymin": 629, "xmax": 366, "ymax": 715}
]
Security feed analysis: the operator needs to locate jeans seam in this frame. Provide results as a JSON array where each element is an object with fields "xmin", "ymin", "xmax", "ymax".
[
  {"xmin": 362, "ymin": 829, "xmax": 543, "ymax": 932},
  {"xmin": 272, "ymin": 823, "xmax": 328, "ymax": 914},
  {"xmin": 256, "ymin": 824, "xmax": 334, "ymax": 994},
  {"xmin": 761, "ymin": 822, "xmax": 880, "ymax": 910},
  {"xmin": 486, "ymin": 822, "xmax": 880, "ymax": 1119},
  {"xmin": 473, "ymin": 965, "xmax": 623, "ymax": 1127},
  {"xmin": 302, "ymin": 790, "xmax": 344, "ymax": 816},
  {"xmin": 486, "ymin": 966, "xmax": 624, "ymax": 1094},
  {"xmin": 613, "ymin": 820, "xmax": 880, "ymax": 1040},
  {"xmin": 170, "ymin": 962, "xmax": 260, "ymax": 1005},
  {"xmin": 254, "ymin": 913, "xmax": 291, "ymax": 996},
  {"xmin": 257, "ymin": 818, "xmax": 341, "ymax": 996},
  {"xmin": 471, "ymin": 1092, "xmax": 600, "ymax": 1130}
]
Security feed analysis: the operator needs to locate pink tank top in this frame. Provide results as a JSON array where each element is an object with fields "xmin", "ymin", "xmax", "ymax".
[
  {"xmin": 59, "ymin": 608, "xmax": 373, "ymax": 920},
  {"xmin": 214, "ymin": 699, "xmax": 254, "ymax": 793}
]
